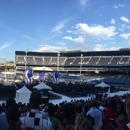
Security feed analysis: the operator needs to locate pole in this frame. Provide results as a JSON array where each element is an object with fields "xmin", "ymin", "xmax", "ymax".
[
  {"xmin": 4, "ymin": 59, "xmax": 7, "ymax": 81},
  {"xmin": 57, "ymin": 52, "xmax": 60, "ymax": 71},
  {"xmin": 25, "ymin": 48, "xmax": 28, "ymax": 84},
  {"xmin": 80, "ymin": 54, "xmax": 83, "ymax": 75}
]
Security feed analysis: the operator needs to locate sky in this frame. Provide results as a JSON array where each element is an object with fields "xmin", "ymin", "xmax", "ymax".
[{"xmin": 0, "ymin": 0, "xmax": 130, "ymax": 61}]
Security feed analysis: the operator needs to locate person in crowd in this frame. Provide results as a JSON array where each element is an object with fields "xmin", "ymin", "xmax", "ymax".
[
  {"xmin": 102, "ymin": 98, "xmax": 117, "ymax": 130},
  {"xmin": 20, "ymin": 89, "xmax": 53, "ymax": 130},
  {"xmin": 48, "ymin": 103, "xmax": 64, "ymax": 130},
  {"xmin": 41, "ymin": 105, "xmax": 49, "ymax": 118},
  {"xmin": 111, "ymin": 102, "xmax": 128, "ymax": 130},
  {"xmin": 2, "ymin": 102, "xmax": 6, "ymax": 112},
  {"xmin": 63, "ymin": 103, "xmax": 76, "ymax": 130},
  {"xmin": 6, "ymin": 103, "xmax": 22, "ymax": 130},
  {"xmin": 96, "ymin": 101, "xmax": 104, "ymax": 115},
  {"xmin": 82, "ymin": 102, "xmax": 90, "ymax": 116},
  {"xmin": 56, "ymin": 105, "xmax": 65, "ymax": 126},
  {"xmin": 122, "ymin": 98, "xmax": 130, "ymax": 130},
  {"xmin": 0, "ymin": 98, "xmax": 16, "ymax": 130},
  {"xmin": 74, "ymin": 113, "xmax": 94, "ymax": 130},
  {"xmin": 0, "ymin": 106, "xmax": 3, "ymax": 114},
  {"xmin": 86, "ymin": 99, "xmax": 102, "ymax": 130},
  {"xmin": 77, "ymin": 102, "xmax": 83, "ymax": 114}
]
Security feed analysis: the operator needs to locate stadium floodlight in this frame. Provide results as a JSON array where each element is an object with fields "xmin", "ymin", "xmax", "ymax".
[
  {"xmin": 57, "ymin": 52, "xmax": 60, "ymax": 71},
  {"xmin": 25, "ymin": 48, "xmax": 28, "ymax": 81},
  {"xmin": 80, "ymin": 54, "xmax": 83, "ymax": 76}
]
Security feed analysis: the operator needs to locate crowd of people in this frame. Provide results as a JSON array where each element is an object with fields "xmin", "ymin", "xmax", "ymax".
[
  {"xmin": 0, "ymin": 84, "xmax": 16, "ymax": 99},
  {"xmin": 0, "ymin": 89, "xmax": 130, "ymax": 130}
]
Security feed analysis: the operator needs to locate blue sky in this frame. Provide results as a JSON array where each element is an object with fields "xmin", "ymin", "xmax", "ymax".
[{"xmin": 0, "ymin": 0, "xmax": 130, "ymax": 61}]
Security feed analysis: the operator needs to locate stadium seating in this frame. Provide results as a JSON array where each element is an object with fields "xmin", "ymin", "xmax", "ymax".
[
  {"xmin": 26, "ymin": 57, "xmax": 35, "ymax": 65},
  {"xmin": 35, "ymin": 57, "xmax": 43, "ymax": 65}
]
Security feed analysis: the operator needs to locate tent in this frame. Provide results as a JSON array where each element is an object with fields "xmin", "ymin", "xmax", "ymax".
[
  {"xmin": 95, "ymin": 81, "xmax": 110, "ymax": 88},
  {"xmin": 95, "ymin": 81, "xmax": 110, "ymax": 97},
  {"xmin": 33, "ymin": 82, "xmax": 52, "ymax": 90},
  {"xmin": 16, "ymin": 86, "xmax": 31, "ymax": 104}
]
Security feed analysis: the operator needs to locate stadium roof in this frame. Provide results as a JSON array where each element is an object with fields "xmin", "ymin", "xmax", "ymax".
[{"xmin": 15, "ymin": 50, "xmax": 130, "ymax": 57}]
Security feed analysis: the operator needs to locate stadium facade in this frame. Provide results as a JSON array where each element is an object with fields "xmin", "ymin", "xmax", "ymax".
[{"xmin": 15, "ymin": 49, "xmax": 130, "ymax": 73}]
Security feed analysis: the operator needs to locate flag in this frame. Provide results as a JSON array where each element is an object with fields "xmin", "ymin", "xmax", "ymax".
[
  {"xmin": 53, "ymin": 70, "xmax": 59, "ymax": 84},
  {"xmin": 38, "ymin": 72, "xmax": 44, "ymax": 81},
  {"xmin": 25, "ymin": 69, "xmax": 33, "ymax": 84}
]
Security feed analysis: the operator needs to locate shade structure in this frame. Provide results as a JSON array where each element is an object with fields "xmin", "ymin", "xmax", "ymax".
[
  {"xmin": 95, "ymin": 81, "xmax": 110, "ymax": 97},
  {"xmin": 95, "ymin": 81, "xmax": 110, "ymax": 88},
  {"xmin": 16, "ymin": 86, "xmax": 31, "ymax": 104},
  {"xmin": 33, "ymin": 82, "xmax": 52, "ymax": 90}
]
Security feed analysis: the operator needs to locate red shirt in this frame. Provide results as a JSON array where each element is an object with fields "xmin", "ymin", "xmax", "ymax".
[
  {"xmin": 103, "ymin": 107, "xmax": 116, "ymax": 130},
  {"xmin": 63, "ymin": 126, "xmax": 74, "ymax": 130}
]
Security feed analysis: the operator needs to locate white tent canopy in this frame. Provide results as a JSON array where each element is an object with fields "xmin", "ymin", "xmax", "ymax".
[
  {"xmin": 95, "ymin": 81, "xmax": 110, "ymax": 88},
  {"xmin": 33, "ymin": 67, "xmax": 53, "ymax": 71},
  {"xmin": 95, "ymin": 81, "xmax": 110, "ymax": 97},
  {"xmin": 16, "ymin": 86, "xmax": 31, "ymax": 104},
  {"xmin": 33, "ymin": 82, "xmax": 52, "ymax": 90}
]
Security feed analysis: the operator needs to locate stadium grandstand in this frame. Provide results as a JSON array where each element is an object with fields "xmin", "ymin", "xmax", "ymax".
[
  {"xmin": 15, "ymin": 49, "xmax": 130, "ymax": 86},
  {"xmin": 15, "ymin": 49, "xmax": 130, "ymax": 70}
]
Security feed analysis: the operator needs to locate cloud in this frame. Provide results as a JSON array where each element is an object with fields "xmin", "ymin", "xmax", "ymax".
[
  {"xmin": 120, "ymin": 16, "xmax": 130, "ymax": 23},
  {"xmin": 107, "ymin": 46, "xmax": 120, "ymax": 50},
  {"xmin": 51, "ymin": 17, "xmax": 73, "ymax": 34},
  {"xmin": 52, "ymin": 21, "xmax": 65, "ymax": 33},
  {"xmin": 93, "ymin": 44, "xmax": 105, "ymax": 51},
  {"xmin": 118, "ymin": 24, "xmax": 127, "ymax": 31},
  {"xmin": 120, "ymin": 33, "xmax": 130, "ymax": 39},
  {"xmin": 67, "ymin": 23, "xmax": 116, "ymax": 40},
  {"xmin": 0, "ymin": 25, "xmax": 35, "ymax": 40},
  {"xmin": 118, "ymin": 28, "xmax": 124, "ymax": 31},
  {"xmin": 34, "ymin": 45, "xmax": 70, "ymax": 52},
  {"xmin": 34, "ymin": 44, "xmax": 91, "ymax": 53},
  {"xmin": 128, "ymin": 41, "xmax": 130, "ymax": 44},
  {"xmin": 111, "ymin": 19, "xmax": 115, "ymax": 24},
  {"xmin": 114, "ymin": 4, "xmax": 124, "ymax": 9},
  {"xmin": 0, "ymin": 42, "xmax": 13, "ymax": 50},
  {"xmin": 57, "ymin": 42, "xmax": 67, "ymax": 45},
  {"xmin": 93, "ymin": 44, "xmax": 120, "ymax": 51},
  {"xmin": 80, "ymin": 0, "xmax": 88, "ymax": 7},
  {"xmin": 63, "ymin": 36, "xmax": 84, "ymax": 43},
  {"xmin": 118, "ymin": 24, "xmax": 130, "ymax": 31},
  {"xmin": 121, "ymin": 24, "xmax": 126, "ymax": 29},
  {"xmin": 21, "ymin": 35, "xmax": 35, "ymax": 40},
  {"xmin": 112, "ymin": 42, "xmax": 115, "ymax": 44}
]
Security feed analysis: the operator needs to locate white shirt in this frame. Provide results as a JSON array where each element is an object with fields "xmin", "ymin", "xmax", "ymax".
[
  {"xmin": 20, "ymin": 109, "xmax": 53, "ymax": 130},
  {"xmin": 41, "ymin": 109, "xmax": 49, "ymax": 118},
  {"xmin": 99, "ymin": 105, "xmax": 104, "ymax": 111},
  {"xmin": 87, "ymin": 107, "xmax": 102, "ymax": 130}
]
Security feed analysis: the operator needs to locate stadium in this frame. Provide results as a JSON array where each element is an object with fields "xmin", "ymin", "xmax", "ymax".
[
  {"xmin": 15, "ymin": 49, "xmax": 130, "ymax": 84},
  {"xmin": 0, "ymin": 49, "xmax": 130, "ymax": 103}
]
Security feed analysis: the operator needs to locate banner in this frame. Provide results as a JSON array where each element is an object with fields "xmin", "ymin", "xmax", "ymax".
[
  {"xmin": 25, "ymin": 69, "xmax": 33, "ymax": 84},
  {"xmin": 53, "ymin": 70, "xmax": 59, "ymax": 84}
]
